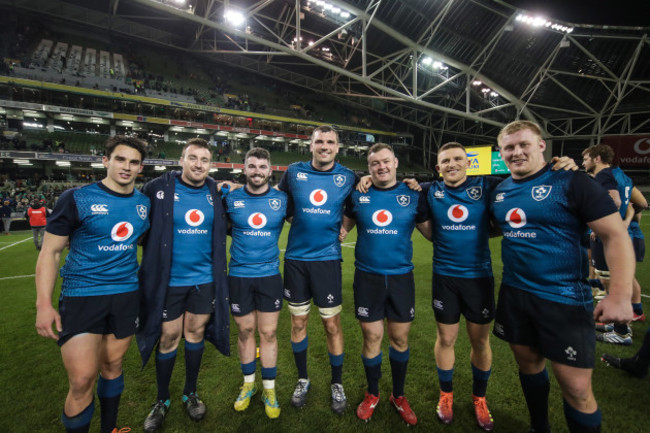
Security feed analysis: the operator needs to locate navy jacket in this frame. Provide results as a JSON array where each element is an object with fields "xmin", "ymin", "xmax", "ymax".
[{"xmin": 136, "ymin": 171, "xmax": 230, "ymax": 367}]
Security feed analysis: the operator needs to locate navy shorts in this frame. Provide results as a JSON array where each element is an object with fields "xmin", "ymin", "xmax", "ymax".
[
  {"xmin": 283, "ymin": 259, "xmax": 342, "ymax": 308},
  {"xmin": 229, "ymin": 274, "xmax": 283, "ymax": 316},
  {"xmin": 590, "ymin": 237, "xmax": 607, "ymax": 272},
  {"xmin": 493, "ymin": 284, "xmax": 596, "ymax": 368},
  {"xmin": 353, "ymin": 269, "xmax": 415, "ymax": 322},
  {"xmin": 432, "ymin": 273, "xmax": 495, "ymax": 325},
  {"xmin": 163, "ymin": 282, "xmax": 215, "ymax": 322},
  {"xmin": 58, "ymin": 290, "xmax": 139, "ymax": 346},
  {"xmin": 633, "ymin": 237, "xmax": 645, "ymax": 262}
]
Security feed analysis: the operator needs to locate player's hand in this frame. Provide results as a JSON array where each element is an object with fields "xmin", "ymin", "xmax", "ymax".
[
  {"xmin": 35, "ymin": 304, "xmax": 62, "ymax": 340},
  {"xmin": 550, "ymin": 156, "xmax": 578, "ymax": 171},
  {"xmin": 356, "ymin": 175, "xmax": 372, "ymax": 193},
  {"xmin": 403, "ymin": 178, "xmax": 422, "ymax": 191},
  {"xmin": 217, "ymin": 181, "xmax": 241, "ymax": 192},
  {"xmin": 593, "ymin": 295, "xmax": 633, "ymax": 324},
  {"xmin": 339, "ymin": 226, "xmax": 348, "ymax": 242}
]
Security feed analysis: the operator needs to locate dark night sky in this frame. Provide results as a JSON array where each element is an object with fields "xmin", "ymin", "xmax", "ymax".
[{"xmin": 504, "ymin": 1, "xmax": 647, "ymax": 26}]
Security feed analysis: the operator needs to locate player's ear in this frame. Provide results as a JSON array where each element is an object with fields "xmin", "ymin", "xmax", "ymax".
[
  {"xmin": 539, "ymin": 139, "xmax": 547, "ymax": 152},
  {"xmin": 435, "ymin": 164, "xmax": 441, "ymax": 173}
]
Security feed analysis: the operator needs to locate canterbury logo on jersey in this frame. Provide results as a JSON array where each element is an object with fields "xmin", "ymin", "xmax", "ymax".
[
  {"xmin": 91, "ymin": 204, "xmax": 108, "ymax": 214},
  {"xmin": 359, "ymin": 196, "xmax": 370, "ymax": 203},
  {"xmin": 297, "ymin": 172, "xmax": 308, "ymax": 181}
]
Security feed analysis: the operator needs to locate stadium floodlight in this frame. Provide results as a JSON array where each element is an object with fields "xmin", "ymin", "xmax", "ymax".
[
  {"xmin": 472, "ymin": 80, "xmax": 482, "ymax": 86},
  {"xmin": 225, "ymin": 10, "xmax": 245, "ymax": 27},
  {"xmin": 421, "ymin": 57, "xmax": 433, "ymax": 65},
  {"xmin": 490, "ymin": 91, "xmax": 499, "ymax": 97},
  {"xmin": 174, "ymin": 0, "xmax": 185, "ymax": 4},
  {"xmin": 481, "ymin": 88, "xmax": 490, "ymax": 93},
  {"xmin": 340, "ymin": 11, "xmax": 350, "ymax": 18}
]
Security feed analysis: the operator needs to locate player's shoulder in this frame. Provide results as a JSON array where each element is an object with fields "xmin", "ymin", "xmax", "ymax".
[
  {"xmin": 332, "ymin": 162, "xmax": 355, "ymax": 176},
  {"xmin": 268, "ymin": 187, "xmax": 288, "ymax": 200}
]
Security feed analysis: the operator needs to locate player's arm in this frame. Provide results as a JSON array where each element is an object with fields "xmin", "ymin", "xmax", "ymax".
[
  {"xmin": 608, "ymin": 189, "xmax": 622, "ymax": 210},
  {"xmin": 416, "ymin": 219, "xmax": 432, "ymax": 241},
  {"xmin": 630, "ymin": 186, "xmax": 648, "ymax": 212},
  {"xmin": 590, "ymin": 213, "xmax": 635, "ymax": 324},
  {"xmin": 339, "ymin": 215, "xmax": 355, "ymax": 242},
  {"xmin": 550, "ymin": 156, "xmax": 579, "ymax": 171},
  {"xmin": 356, "ymin": 175, "xmax": 421, "ymax": 193},
  {"xmin": 35, "ymin": 232, "xmax": 69, "ymax": 340}
]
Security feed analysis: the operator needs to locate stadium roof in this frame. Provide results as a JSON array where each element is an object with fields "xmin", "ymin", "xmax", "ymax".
[{"xmin": 3, "ymin": 0, "xmax": 650, "ymax": 165}]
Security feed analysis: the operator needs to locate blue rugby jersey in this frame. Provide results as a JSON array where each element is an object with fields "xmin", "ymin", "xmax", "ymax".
[
  {"xmin": 168, "ymin": 178, "xmax": 214, "ymax": 286},
  {"xmin": 224, "ymin": 187, "xmax": 287, "ymax": 277},
  {"xmin": 278, "ymin": 161, "xmax": 357, "ymax": 261},
  {"xmin": 346, "ymin": 183, "xmax": 429, "ymax": 275},
  {"xmin": 611, "ymin": 167, "xmax": 644, "ymax": 241},
  {"xmin": 427, "ymin": 176, "xmax": 501, "ymax": 278},
  {"xmin": 490, "ymin": 165, "xmax": 617, "ymax": 306},
  {"xmin": 47, "ymin": 182, "xmax": 150, "ymax": 296}
]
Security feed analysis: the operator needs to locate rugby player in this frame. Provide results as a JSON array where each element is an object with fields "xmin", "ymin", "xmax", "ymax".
[
  {"xmin": 35, "ymin": 135, "xmax": 150, "ymax": 433},
  {"xmin": 137, "ymin": 138, "xmax": 229, "ymax": 432},
  {"xmin": 278, "ymin": 125, "xmax": 357, "ymax": 413},
  {"xmin": 223, "ymin": 148, "xmax": 288, "ymax": 419},
  {"xmin": 491, "ymin": 120, "xmax": 634, "ymax": 433},
  {"xmin": 341, "ymin": 143, "xmax": 431, "ymax": 425}
]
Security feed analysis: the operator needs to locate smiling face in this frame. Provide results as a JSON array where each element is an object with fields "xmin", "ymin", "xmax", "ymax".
[
  {"xmin": 180, "ymin": 144, "xmax": 212, "ymax": 187},
  {"xmin": 101, "ymin": 144, "xmax": 144, "ymax": 194},
  {"xmin": 368, "ymin": 148, "xmax": 398, "ymax": 188},
  {"xmin": 310, "ymin": 130, "xmax": 339, "ymax": 170},
  {"xmin": 498, "ymin": 128, "xmax": 547, "ymax": 180},
  {"xmin": 244, "ymin": 156, "xmax": 272, "ymax": 193},
  {"xmin": 436, "ymin": 147, "xmax": 469, "ymax": 187}
]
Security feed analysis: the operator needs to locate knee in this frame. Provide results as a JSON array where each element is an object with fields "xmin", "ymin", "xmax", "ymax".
[
  {"xmin": 259, "ymin": 327, "xmax": 277, "ymax": 344},
  {"xmin": 238, "ymin": 325, "xmax": 256, "ymax": 341},
  {"xmin": 159, "ymin": 329, "xmax": 182, "ymax": 351},
  {"xmin": 291, "ymin": 316, "xmax": 308, "ymax": 334},
  {"xmin": 68, "ymin": 373, "xmax": 96, "ymax": 396},
  {"xmin": 323, "ymin": 318, "xmax": 341, "ymax": 338},
  {"xmin": 437, "ymin": 333, "xmax": 457, "ymax": 348},
  {"xmin": 389, "ymin": 335, "xmax": 408, "ymax": 351}
]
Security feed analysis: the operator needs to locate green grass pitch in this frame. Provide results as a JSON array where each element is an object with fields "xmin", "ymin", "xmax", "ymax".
[{"xmin": 0, "ymin": 219, "xmax": 648, "ymax": 432}]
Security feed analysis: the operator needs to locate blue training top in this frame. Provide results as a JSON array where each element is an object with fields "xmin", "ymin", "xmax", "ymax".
[
  {"xmin": 47, "ymin": 181, "xmax": 150, "ymax": 297},
  {"xmin": 224, "ymin": 186, "xmax": 288, "ymax": 277},
  {"xmin": 426, "ymin": 176, "xmax": 502, "ymax": 278},
  {"xmin": 169, "ymin": 178, "xmax": 214, "ymax": 287},
  {"xmin": 490, "ymin": 165, "xmax": 617, "ymax": 306},
  {"xmin": 346, "ymin": 183, "xmax": 429, "ymax": 275},
  {"xmin": 278, "ymin": 161, "xmax": 357, "ymax": 261}
]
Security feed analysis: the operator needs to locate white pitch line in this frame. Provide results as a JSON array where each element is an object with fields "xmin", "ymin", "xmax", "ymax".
[
  {"xmin": 0, "ymin": 274, "xmax": 35, "ymax": 281},
  {"xmin": 642, "ymin": 294, "xmax": 650, "ymax": 299},
  {"xmin": 341, "ymin": 242, "xmax": 356, "ymax": 248},
  {"xmin": 0, "ymin": 237, "xmax": 31, "ymax": 252}
]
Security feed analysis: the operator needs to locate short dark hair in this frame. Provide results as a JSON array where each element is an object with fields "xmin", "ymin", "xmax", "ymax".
[
  {"xmin": 497, "ymin": 120, "xmax": 543, "ymax": 145},
  {"xmin": 439, "ymin": 142, "xmax": 466, "ymax": 153},
  {"xmin": 582, "ymin": 144, "xmax": 615, "ymax": 164},
  {"xmin": 105, "ymin": 135, "xmax": 148, "ymax": 160},
  {"xmin": 367, "ymin": 143, "xmax": 394, "ymax": 157},
  {"xmin": 311, "ymin": 125, "xmax": 339, "ymax": 143},
  {"xmin": 245, "ymin": 147, "xmax": 271, "ymax": 163},
  {"xmin": 182, "ymin": 138, "xmax": 211, "ymax": 156}
]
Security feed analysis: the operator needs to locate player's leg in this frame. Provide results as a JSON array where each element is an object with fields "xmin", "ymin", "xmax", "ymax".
[
  {"xmin": 467, "ymin": 321, "xmax": 494, "ymax": 432},
  {"xmin": 551, "ymin": 363, "xmax": 601, "ymax": 433},
  {"xmin": 98, "ymin": 290, "xmax": 138, "ymax": 433},
  {"xmin": 510, "ymin": 344, "xmax": 551, "ymax": 433},
  {"xmin": 602, "ymin": 326, "xmax": 650, "ymax": 378},
  {"xmin": 180, "ymin": 282, "xmax": 215, "ymax": 421},
  {"xmin": 386, "ymin": 320, "xmax": 417, "ymax": 425},
  {"xmin": 631, "ymin": 237, "xmax": 645, "ymax": 321},
  {"xmin": 258, "ymin": 311, "xmax": 281, "ymax": 418},
  {"xmin": 284, "ymin": 259, "xmax": 312, "ymax": 407},
  {"xmin": 432, "ymin": 273, "xmax": 464, "ymax": 424},
  {"xmin": 98, "ymin": 333, "xmax": 133, "ymax": 433},
  {"xmin": 357, "ymin": 319, "xmax": 384, "ymax": 421},
  {"xmin": 313, "ymin": 260, "xmax": 346, "ymax": 413},
  {"xmin": 256, "ymin": 274, "xmax": 283, "ymax": 418},
  {"xmin": 182, "ymin": 311, "xmax": 210, "ymax": 420},
  {"xmin": 60, "ymin": 334, "xmax": 102, "ymax": 433},
  {"xmin": 230, "ymin": 275, "xmax": 258, "ymax": 411}
]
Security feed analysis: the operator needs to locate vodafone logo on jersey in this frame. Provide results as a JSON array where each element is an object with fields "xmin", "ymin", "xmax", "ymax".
[
  {"xmin": 505, "ymin": 208, "xmax": 527, "ymax": 228},
  {"xmin": 309, "ymin": 189, "xmax": 328, "ymax": 206},
  {"xmin": 111, "ymin": 222, "xmax": 134, "ymax": 242},
  {"xmin": 248, "ymin": 212, "xmax": 268, "ymax": 229},
  {"xmin": 185, "ymin": 209, "xmax": 205, "ymax": 227},
  {"xmin": 372, "ymin": 209, "xmax": 393, "ymax": 227},
  {"xmin": 447, "ymin": 204, "xmax": 469, "ymax": 223}
]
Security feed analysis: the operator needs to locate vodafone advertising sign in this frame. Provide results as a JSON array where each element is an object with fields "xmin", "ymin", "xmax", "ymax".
[{"xmin": 602, "ymin": 136, "xmax": 650, "ymax": 167}]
